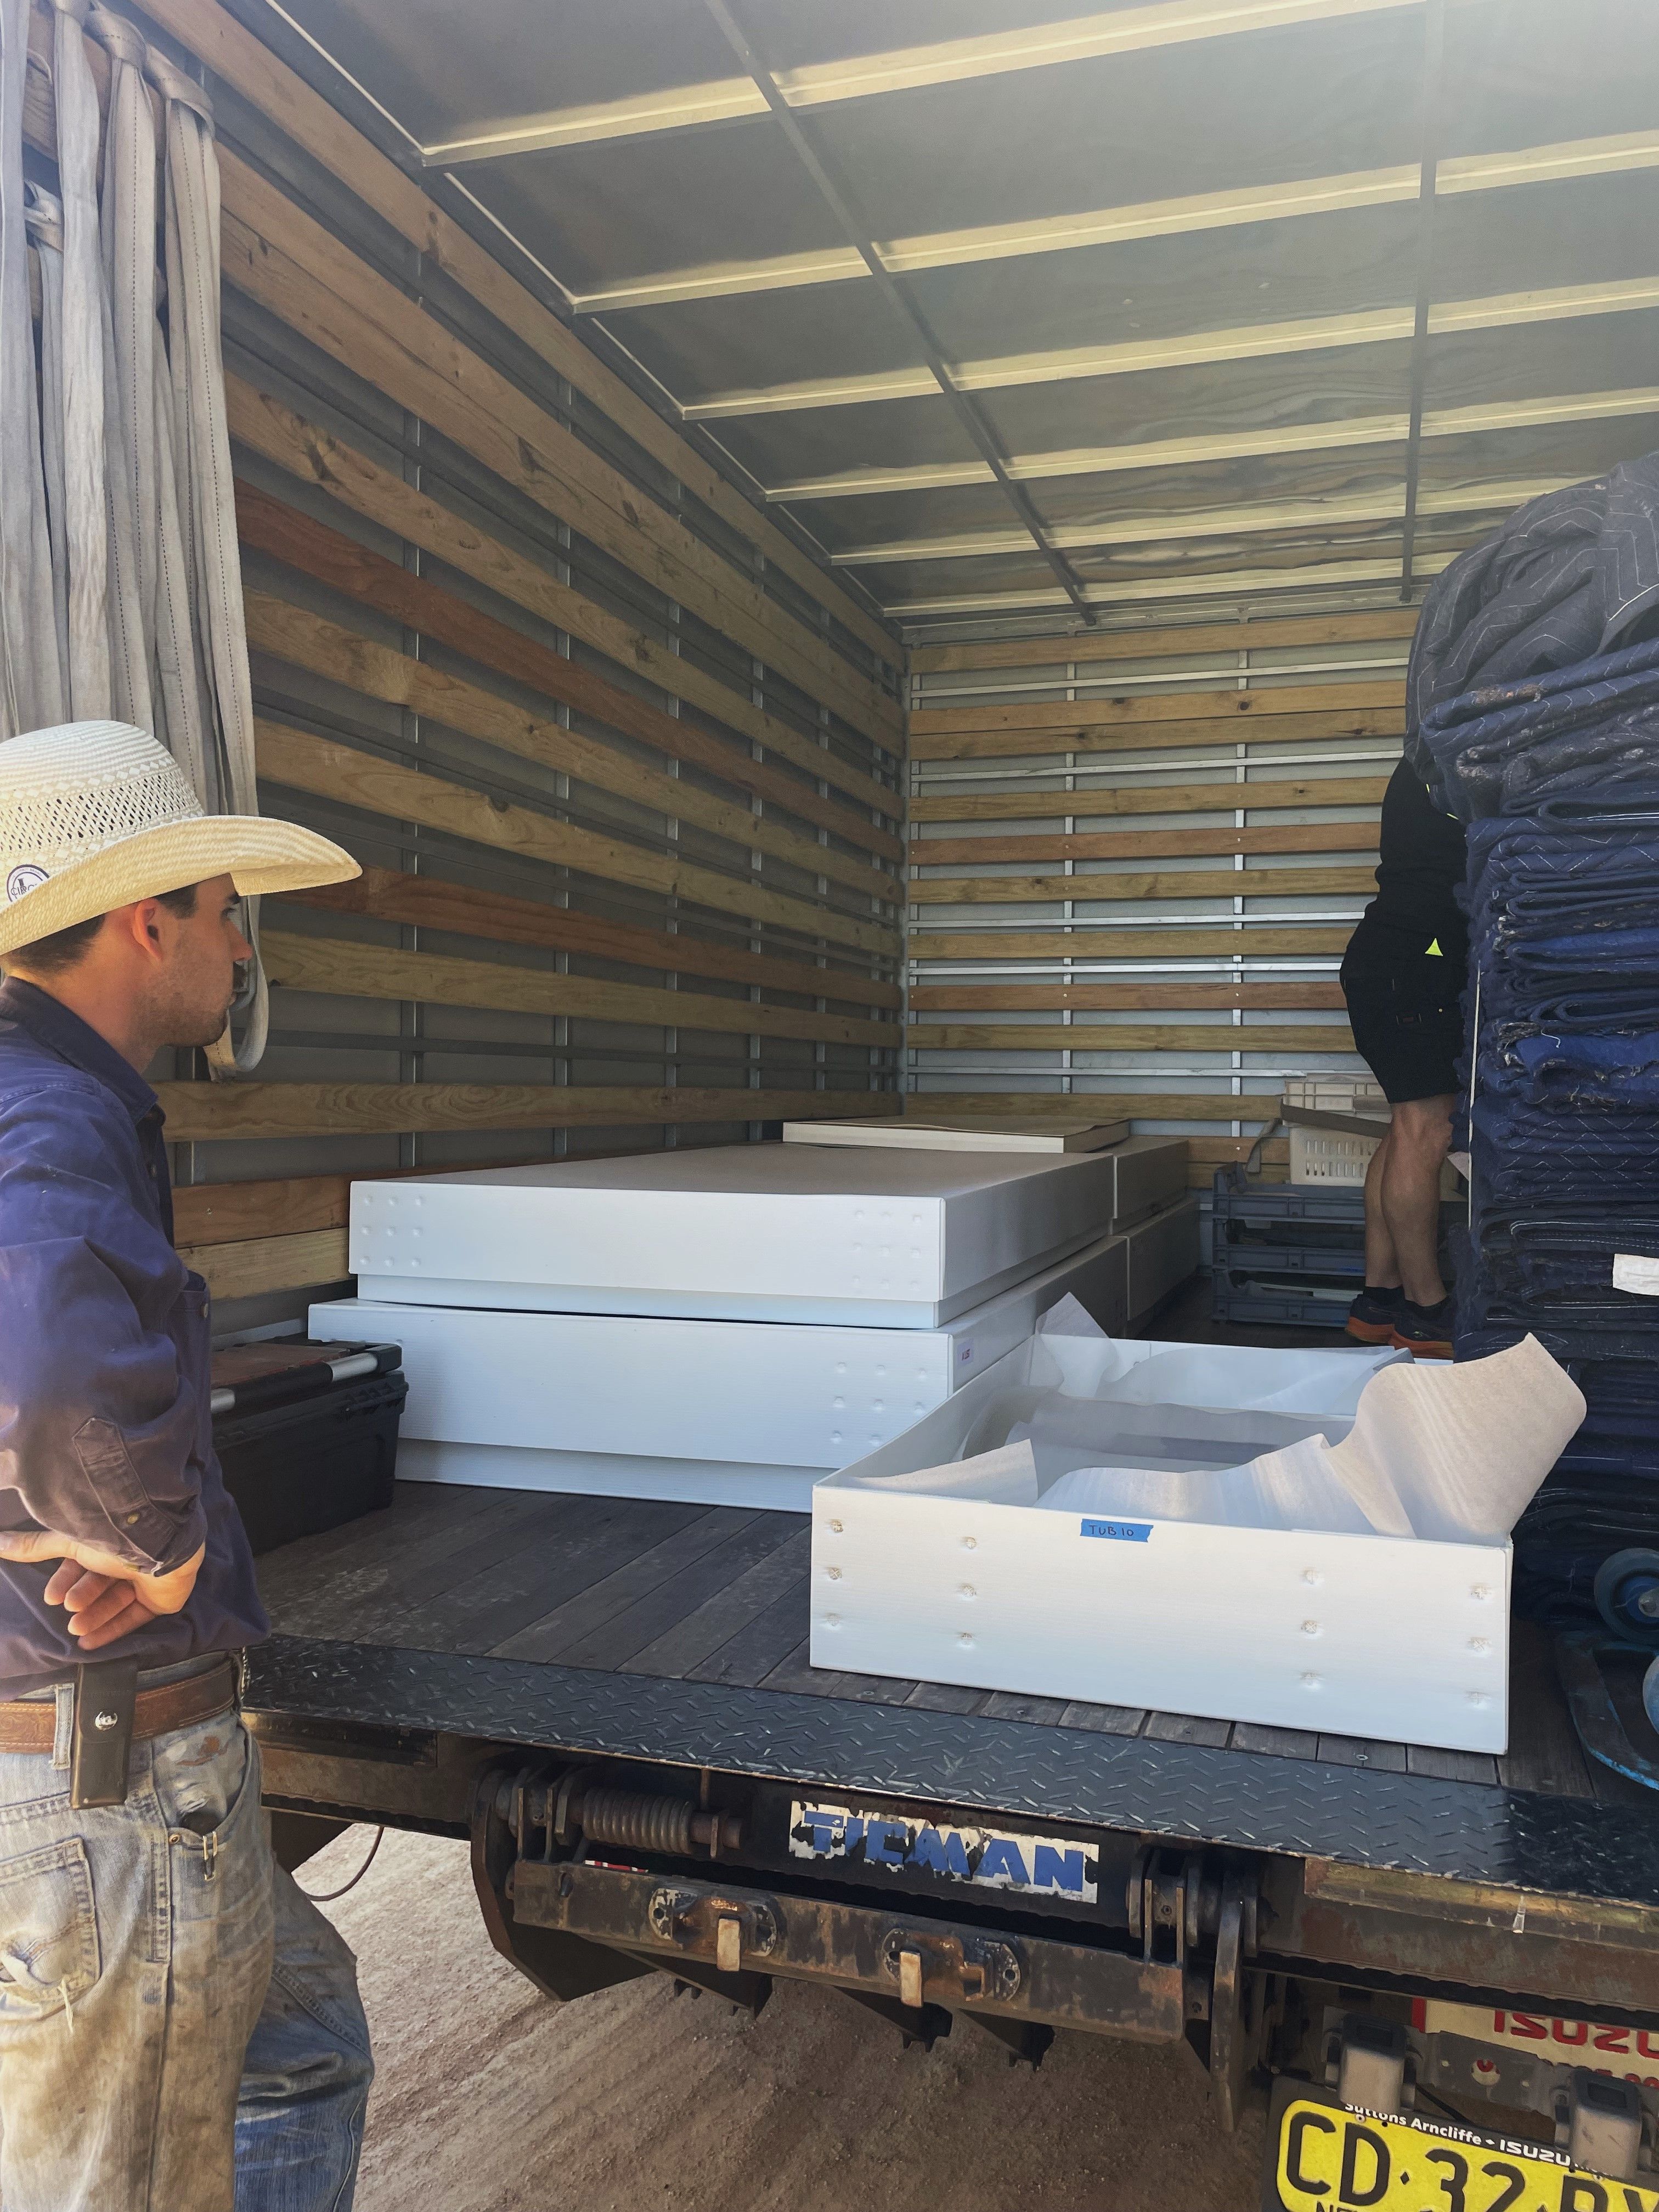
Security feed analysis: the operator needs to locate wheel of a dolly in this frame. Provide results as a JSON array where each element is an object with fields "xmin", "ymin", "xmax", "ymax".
[{"xmin": 1593, "ymin": 1548, "xmax": 1659, "ymax": 1644}]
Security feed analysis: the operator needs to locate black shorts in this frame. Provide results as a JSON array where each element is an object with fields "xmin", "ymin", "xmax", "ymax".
[{"xmin": 1340, "ymin": 919, "xmax": 1466, "ymax": 1105}]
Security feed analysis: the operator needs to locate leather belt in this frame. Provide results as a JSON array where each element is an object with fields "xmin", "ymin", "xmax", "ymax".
[{"xmin": 0, "ymin": 1658, "xmax": 239, "ymax": 1758}]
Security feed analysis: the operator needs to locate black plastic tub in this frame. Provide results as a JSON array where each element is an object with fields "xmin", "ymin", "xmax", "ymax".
[{"xmin": 212, "ymin": 1339, "xmax": 407, "ymax": 1555}]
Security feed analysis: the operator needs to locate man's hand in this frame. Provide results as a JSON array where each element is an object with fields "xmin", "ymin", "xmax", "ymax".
[{"xmin": 0, "ymin": 1533, "xmax": 205, "ymax": 1652}]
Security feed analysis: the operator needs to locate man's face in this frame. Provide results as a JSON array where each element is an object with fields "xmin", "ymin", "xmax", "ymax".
[{"xmin": 150, "ymin": 874, "xmax": 253, "ymax": 1048}]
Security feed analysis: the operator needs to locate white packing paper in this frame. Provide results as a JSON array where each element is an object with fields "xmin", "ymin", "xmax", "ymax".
[
  {"xmin": 1024, "ymin": 1330, "xmax": 1400, "ymax": 1417},
  {"xmin": 1324, "ymin": 1333, "xmax": 1585, "ymax": 1543},
  {"xmin": 837, "ymin": 1437, "xmax": 1041, "ymax": 1505},
  {"xmin": 1036, "ymin": 1293, "xmax": 1108, "ymax": 1339},
  {"xmin": 1039, "ymin": 1442, "xmax": 1380, "ymax": 1537},
  {"xmin": 851, "ymin": 1334, "xmax": 1583, "ymax": 1546}
]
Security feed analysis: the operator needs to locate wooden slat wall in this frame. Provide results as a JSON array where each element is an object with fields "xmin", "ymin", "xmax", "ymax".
[
  {"xmin": 22, "ymin": 0, "xmax": 906, "ymax": 1310},
  {"xmin": 907, "ymin": 610, "xmax": 1419, "ymax": 1185}
]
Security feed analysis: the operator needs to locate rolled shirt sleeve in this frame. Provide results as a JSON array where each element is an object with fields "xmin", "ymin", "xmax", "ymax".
[{"xmin": 0, "ymin": 1083, "xmax": 208, "ymax": 1575}]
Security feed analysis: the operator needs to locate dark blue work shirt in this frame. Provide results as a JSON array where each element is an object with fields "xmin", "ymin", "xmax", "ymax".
[{"xmin": 0, "ymin": 978, "xmax": 267, "ymax": 1690}]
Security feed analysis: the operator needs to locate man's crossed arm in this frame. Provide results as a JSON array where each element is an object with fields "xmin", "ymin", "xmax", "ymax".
[{"xmin": 0, "ymin": 1531, "xmax": 205, "ymax": 1651}]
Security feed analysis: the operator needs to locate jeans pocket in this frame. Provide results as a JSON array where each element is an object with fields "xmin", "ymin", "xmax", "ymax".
[
  {"xmin": 159, "ymin": 1724, "xmax": 271, "ymax": 1948},
  {"xmin": 0, "ymin": 1837, "xmax": 100, "ymax": 2019},
  {"xmin": 154, "ymin": 1712, "xmax": 251, "ymax": 1838}
]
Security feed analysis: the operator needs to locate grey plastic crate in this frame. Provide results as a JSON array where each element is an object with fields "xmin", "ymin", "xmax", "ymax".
[
  {"xmin": 1211, "ymin": 1235, "xmax": 1367, "ymax": 1280},
  {"xmin": 1211, "ymin": 1165, "xmax": 1368, "ymax": 1227},
  {"xmin": 1210, "ymin": 1269, "xmax": 1357, "ymax": 1330}
]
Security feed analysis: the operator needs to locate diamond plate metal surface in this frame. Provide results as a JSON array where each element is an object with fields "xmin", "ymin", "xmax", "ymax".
[{"xmin": 247, "ymin": 1635, "xmax": 1659, "ymax": 1909}]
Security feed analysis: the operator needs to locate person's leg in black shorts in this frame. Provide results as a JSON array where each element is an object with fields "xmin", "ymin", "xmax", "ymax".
[{"xmin": 1340, "ymin": 919, "xmax": 1464, "ymax": 1356}]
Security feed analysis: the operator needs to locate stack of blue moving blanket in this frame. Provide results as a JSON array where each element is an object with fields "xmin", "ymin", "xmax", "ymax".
[{"xmin": 1407, "ymin": 457, "xmax": 1659, "ymax": 1617}]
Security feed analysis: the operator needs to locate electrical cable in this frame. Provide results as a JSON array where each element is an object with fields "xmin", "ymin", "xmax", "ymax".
[{"xmin": 297, "ymin": 1825, "xmax": 384, "ymax": 1903}]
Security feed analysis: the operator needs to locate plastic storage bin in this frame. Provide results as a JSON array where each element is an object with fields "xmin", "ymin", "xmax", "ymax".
[
  {"xmin": 1289, "ymin": 1125, "xmax": 1465, "ymax": 1198},
  {"xmin": 1282, "ymin": 1076, "xmax": 1389, "ymax": 1118},
  {"xmin": 1289, "ymin": 1126, "xmax": 1381, "ymax": 1186},
  {"xmin": 1210, "ymin": 1172, "xmax": 1368, "ymax": 1329},
  {"xmin": 212, "ymin": 1340, "xmax": 407, "ymax": 1554},
  {"xmin": 811, "ymin": 1331, "xmax": 1519, "ymax": 1752}
]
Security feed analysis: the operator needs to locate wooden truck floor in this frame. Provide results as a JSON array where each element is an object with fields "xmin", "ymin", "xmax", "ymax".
[
  {"xmin": 258, "ymin": 1479, "xmax": 1592, "ymax": 1795},
  {"xmin": 244, "ymin": 1254, "xmax": 1658, "ymax": 1917},
  {"xmin": 249, "ymin": 1473, "xmax": 1659, "ymax": 1903}
]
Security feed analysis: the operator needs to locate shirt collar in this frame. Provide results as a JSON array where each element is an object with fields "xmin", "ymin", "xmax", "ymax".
[{"xmin": 0, "ymin": 977, "xmax": 160, "ymax": 1126}]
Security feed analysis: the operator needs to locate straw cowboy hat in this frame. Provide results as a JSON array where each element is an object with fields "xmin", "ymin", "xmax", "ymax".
[{"xmin": 0, "ymin": 721, "xmax": 358, "ymax": 957}]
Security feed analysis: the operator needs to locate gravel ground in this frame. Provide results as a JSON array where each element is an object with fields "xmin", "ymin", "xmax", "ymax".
[{"xmin": 306, "ymin": 1824, "xmax": 1265, "ymax": 2212}]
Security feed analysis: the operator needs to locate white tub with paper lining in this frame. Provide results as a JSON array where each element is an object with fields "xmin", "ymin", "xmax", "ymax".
[
  {"xmin": 811, "ymin": 1324, "xmax": 1585, "ymax": 1752},
  {"xmin": 312, "ymin": 1233, "xmax": 1128, "ymax": 1509},
  {"xmin": 349, "ymin": 1142, "xmax": 1121, "ymax": 1325}
]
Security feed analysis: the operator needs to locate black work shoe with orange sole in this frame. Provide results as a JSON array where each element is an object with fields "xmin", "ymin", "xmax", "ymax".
[
  {"xmin": 1390, "ymin": 1296, "xmax": 1455, "ymax": 1359},
  {"xmin": 1346, "ymin": 1286, "xmax": 1405, "ymax": 1345}
]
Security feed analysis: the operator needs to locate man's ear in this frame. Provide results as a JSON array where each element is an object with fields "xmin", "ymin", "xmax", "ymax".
[{"xmin": 122, "ymin": 899, "xmax": 168, "ymax": 960}]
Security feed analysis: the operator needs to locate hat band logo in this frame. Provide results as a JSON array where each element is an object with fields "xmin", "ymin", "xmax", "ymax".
[{"xmin": 5, "ymin": 864, "xmax": 49, "ymax": 904}]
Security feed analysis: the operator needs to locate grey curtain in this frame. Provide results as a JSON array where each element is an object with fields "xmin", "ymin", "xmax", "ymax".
[
  {"xmin": 22, "ymin": 184, "xmax": 69, "ymax": 707},
  {"xmin": 1, "ymin": 0, "xmax": 64, "ymax": 734},
  {"xmin": 2, "ymin": 0, "xmax": 268, "ymax": 1070}
]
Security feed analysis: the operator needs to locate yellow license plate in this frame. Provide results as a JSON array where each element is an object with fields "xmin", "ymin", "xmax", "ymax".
[{"xmin": 1274, "ymin": 2093, "xmax": 1659, "ymax": 2212}]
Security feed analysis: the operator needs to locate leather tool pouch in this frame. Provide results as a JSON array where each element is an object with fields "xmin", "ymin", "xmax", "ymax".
[{"xmin": 69, "ymin": 1659, "xmax": 139, "ymax": 1809}]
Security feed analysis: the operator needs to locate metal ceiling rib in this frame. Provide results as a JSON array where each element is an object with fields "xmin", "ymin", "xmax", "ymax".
[
  {"xmin": 886, "ymin": 552, "xmax": 1460, "ymax": 618},
  {"xmin": 566, "ymin": 132, "xmax": 1659, "ymax": 315},
  {"xmin": 764, "ymin": 388, "xmax": 1659, "ymax": 500},
  {"xmin": 824, "ymin": 477, "xmax": 1573, "ymax": 565},
  {"xmin": 678, "ymin": 277, "xmax": 1659, "ymax": 420},
  {"xmin": 417, "ymin": 0, "xmax": 1427, "ymax": 164}
]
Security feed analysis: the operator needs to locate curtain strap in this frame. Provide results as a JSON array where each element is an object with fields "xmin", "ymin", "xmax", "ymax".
[
  {"xmin": 143, "ymin": 45, "xmax": 213, "ymax": 129},
  {"xmin": 84, "ymin": 1, "xmax": 144, "ymax": 67},
  {"xmin": 22, "ymin": 179, "xmax": 63, "ymax": 252}
]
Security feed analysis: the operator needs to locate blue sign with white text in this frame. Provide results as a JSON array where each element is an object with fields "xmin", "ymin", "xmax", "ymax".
[{"xmin": 789, "ymin": 1800, "xmax": 1098, "ymax": 1902}]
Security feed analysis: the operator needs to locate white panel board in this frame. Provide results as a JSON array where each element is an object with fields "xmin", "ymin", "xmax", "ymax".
[
  {"xmin": 349, "ymin": 1141, "xmax": 1120, "ymax": 1323},
  {"xmin": 781, "ymin": 1119, "xmax": 1129, "ymax": 1153}
]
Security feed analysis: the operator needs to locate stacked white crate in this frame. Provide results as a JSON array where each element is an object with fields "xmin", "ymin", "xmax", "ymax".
[{"xmin": 314, "ymin": 1136, "xmax": 1196, "ymax": 1509}]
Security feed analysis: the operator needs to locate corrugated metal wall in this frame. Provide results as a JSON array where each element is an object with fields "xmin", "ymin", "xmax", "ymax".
[{"xmin": 904, "ymin": 608, "xmax": 1418, "ymax": 1189}]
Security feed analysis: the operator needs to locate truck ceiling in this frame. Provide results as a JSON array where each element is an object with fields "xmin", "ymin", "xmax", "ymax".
[{"xmin": 262, "ymin": 0, "xmax": 1659, "ymax": 637}]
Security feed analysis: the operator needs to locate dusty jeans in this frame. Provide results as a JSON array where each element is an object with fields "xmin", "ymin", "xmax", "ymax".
[{"xmin": 0, "ymin": 1703, "xmax": 372, "ymax": 2210}]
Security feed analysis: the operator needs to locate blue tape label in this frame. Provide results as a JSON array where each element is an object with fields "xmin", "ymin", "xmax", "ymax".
[{"xmin": 1080, "ymin": 1518, "xmax": 1152, "ymax": 1543}]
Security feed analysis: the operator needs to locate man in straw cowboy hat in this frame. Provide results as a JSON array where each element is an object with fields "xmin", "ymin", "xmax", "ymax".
[{"xmin": 0, "ymin": 722, "xmax": 375, "ymax": 2209}]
